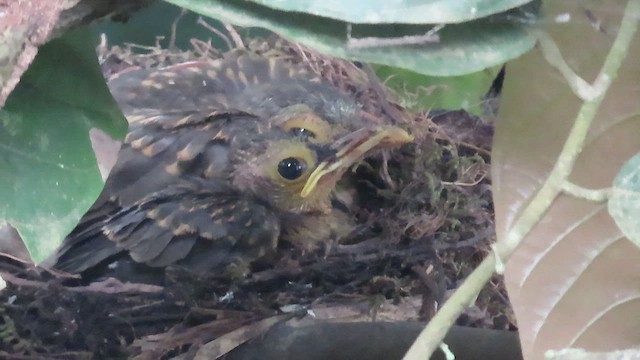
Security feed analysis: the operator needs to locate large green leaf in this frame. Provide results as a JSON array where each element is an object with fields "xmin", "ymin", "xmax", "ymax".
[
  {"xmin": 0, "ymin": 28, "xmax": 128, "ymax": 262},
  {"xmin": 163, "ymin": 0, "xmax": 537, "ymax": 76},
  {"xmin": 246, "ymin": 0, "xmax": 533, "ymax": 24}
]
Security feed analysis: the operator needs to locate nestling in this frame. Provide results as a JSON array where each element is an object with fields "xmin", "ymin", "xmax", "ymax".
[{"xmin": 50, "ymin": 52, "xmax": 413, "ymax": 278}]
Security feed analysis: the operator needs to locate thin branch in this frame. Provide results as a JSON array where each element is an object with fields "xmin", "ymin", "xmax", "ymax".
[
  {"xmin": 168, "ymin": 8, "xmax": 187, "ymax": 51},
  {"xmin": 562, "ymin": 181, "xmax": 610, "ymax": 201},
  {"xmin": 361, "ymin": 63, "xmax": 408, "ymax": 125},
  {"xmin": 223, "ymin": 23, "xmax": 246, "ymax": 49},
  {"xmin": 535, "ymin": 30, "xmax": 598, "ymax": 101},
  {"xmin": 198, "ymin": 17, "xmax": 234, "ymax": 51}
]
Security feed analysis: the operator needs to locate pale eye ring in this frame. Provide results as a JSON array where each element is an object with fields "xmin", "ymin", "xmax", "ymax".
[
  {"xmin": 277, "ymin": 157, "xmax": 307, "ymax": 180},
  {"xmin": 289, "ymin": 127, "xmax": 316, "ymax": 139}
]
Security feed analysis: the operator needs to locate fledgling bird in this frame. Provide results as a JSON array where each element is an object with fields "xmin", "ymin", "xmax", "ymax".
[{"xmin": 50, "ymin": 52, "xmax": 412, "ymax": 279}]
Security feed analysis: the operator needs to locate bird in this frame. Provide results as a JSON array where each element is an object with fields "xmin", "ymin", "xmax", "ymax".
[{"xmin": 49, "ymin": 51, "xmax": 413, "ymax": 280}]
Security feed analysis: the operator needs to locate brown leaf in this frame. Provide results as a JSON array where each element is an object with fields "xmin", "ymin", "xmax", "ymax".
[{"xmin": 494, "ymin": 2, "xmax": 640, "ymax": 358}]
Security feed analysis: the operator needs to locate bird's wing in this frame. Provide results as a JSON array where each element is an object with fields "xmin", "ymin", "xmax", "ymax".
[
  {"xmin": 100, "ymin": 109, "xmax": 250, "ymax": 206},
  {"xmin": 51, "ymin": 109, "xmax": 266, "ymax": 274},
  {"xmin": 50, "ymin": 52, "xmax": 322, "ymax": 275},
  {"xmin": 54, "ymin": 179, "xmax": 280, "ymax": 273}
]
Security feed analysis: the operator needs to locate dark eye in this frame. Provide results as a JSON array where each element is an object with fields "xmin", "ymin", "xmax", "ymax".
[
  {"xmin": 289, "ymin": 127, "xmax": 316, "ymax": 138},
  {"xmin": 277, "ymin": 157, "xmax": 307, "ymax": 180}
]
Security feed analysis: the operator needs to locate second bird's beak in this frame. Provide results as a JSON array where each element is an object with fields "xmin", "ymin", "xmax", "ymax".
[{"xmin": 301, "ymin": 126, "xmax": 413, "ymax": 198}]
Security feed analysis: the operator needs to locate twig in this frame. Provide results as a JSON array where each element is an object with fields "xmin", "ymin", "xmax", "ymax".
[
  {"xmin": 78, "ymin": 277, "xmax": 163, "ymax": 294},
  {"xmin": 0, "ymin": 252, "xmax": 31, "ymax": 265},
  {"xmin": 0, "ymin": 272, "xmax": 46, "ymax": 288},
  {"xmin": 0, "ymin": 350, "xmax": 93, "ymax": 359},
  {"xmin": 361, "ymin": 63, "xmax": 408, "ymax": 125},
  {"xmin": 294, "ymin": 43, "xmax": 322, "ymax": 76},
  {"xmin": 379, "ymin": 150, "xmax": 397, "ymax": 190},
  {"xmin": 223, "ymin": 23, "xmax": 246, "ymax": 49},
  {"xmin": 190, "ymin": 38, "xmax": 217, "ymax": 58},
  {"xmin": 441, "ymin": 175, "xmax": 486, "ymax": 187},
  {"xmin": 432, "ymin": 229, "xmax": 494, "ymax": 250},
  {"xmin": 0, "ymin": 272, "xmax": 163, "ymax": 294},
  {"xmin": 198, "ymin": 17, "xmax": 234, "ymax": 50},
  {"xmin": 169, "ymin": 8, "xmax": 187, "ymax": 51}
]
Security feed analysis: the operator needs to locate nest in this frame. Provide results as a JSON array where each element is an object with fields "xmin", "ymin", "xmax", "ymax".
[{"xmin": 0, "ymin": 30, "xmax": 512, "ymax": 359}]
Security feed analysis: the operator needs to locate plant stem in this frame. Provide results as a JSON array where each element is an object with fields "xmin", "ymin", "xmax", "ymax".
[{"xmin": 561, "ymin": 182, "xmax": 610, "ymax": 202}]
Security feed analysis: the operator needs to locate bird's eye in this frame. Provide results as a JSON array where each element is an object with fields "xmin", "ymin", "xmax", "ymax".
[
  {"xmin": 289, "ymin": 127, "xmax": 316, "ymax": 139},
  {"xmin": 277, "ymin": 157, "xmax": 307, "ymax": 180}
]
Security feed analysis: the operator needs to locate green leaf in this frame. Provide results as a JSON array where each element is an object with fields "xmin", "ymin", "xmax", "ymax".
[
  {"xmin": 374, "ymin": 64, "xmax": 501, "ymax": 114},
  {"xmin": 163, "ymin": 0, "xmax": 538, "ymax": 76},
  {"xmin": 0, "ymin": 28, "xmax": 128, "ymax": 262},
  {"xmin": 246, "ymin": 0, "xmax": 534, "ymax": 24},
  {"xmin": 609, "ymin": 152, "xmax": 640, "ymax": 247}
]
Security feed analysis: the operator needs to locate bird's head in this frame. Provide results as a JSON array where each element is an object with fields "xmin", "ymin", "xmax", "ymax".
[
  {"xmin": 112, "ymin": 52, "xmax": 414, "ymax": 214},
  {"xmin": 229, "ymin": 111, "xmax": 413, "ymax": 214}
]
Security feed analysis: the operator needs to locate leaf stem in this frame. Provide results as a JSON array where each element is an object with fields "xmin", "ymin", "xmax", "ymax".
[
  {"xmin": 402, "ymin": 1, "xmax": 640, "ymax": 359},
  {"xmin": 561, "ymin": 181, "xmax": 610, "ymax": 202},
  {"xmin": 535, "ymin": 30, "xmax": 598, "ymax": 101}
]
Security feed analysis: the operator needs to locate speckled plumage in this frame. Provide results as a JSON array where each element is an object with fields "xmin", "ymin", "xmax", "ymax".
[{"xmin": 51, "ymin": 51, "xmax": 412, "ymax": 278}]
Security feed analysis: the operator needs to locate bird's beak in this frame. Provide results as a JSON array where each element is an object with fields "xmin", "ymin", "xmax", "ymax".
[{"xmin": 301, "ymin": 126, "xmax": 413, "ymax": 198}]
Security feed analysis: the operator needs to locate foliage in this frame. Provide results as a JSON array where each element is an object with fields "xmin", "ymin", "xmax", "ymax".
[
  {"xmin": 0, "ymin": 28, "xmax": 127, "ymax": 262},
  {"xmin": 165, "ymin": 0, "xmax": 537, "ymax": 77},
  {"xmin": 1, "ymin": 0, "xmax": 639, "ymax": 359},
  {"xmin": 493, "ymin": 1, "xmax": 640, "ymax": 357},
  {"xmin": 405, "ymin": 1, "xmax": 640, "ymax": 359}
]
